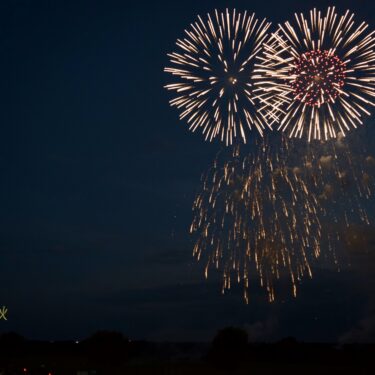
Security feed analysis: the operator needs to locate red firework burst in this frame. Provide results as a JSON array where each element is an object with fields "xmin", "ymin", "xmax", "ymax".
[
  {"xmin": 255, "ymin": 7, "xmax": 375, "ymax": 140},
  {"xmin": 290, "ymin": 50, "xmax": 346, "ymax": 107}
]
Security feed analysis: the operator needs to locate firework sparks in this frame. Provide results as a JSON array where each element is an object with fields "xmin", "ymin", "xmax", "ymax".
[
  {"xmin": 164, "ymin": 9, "xmax": 272, "ymax": 145},
  {"xmin": 190, "ymin": 136, "xmax": 321, "ymax": 302},
  {"xmin": 291, "ymin": 50, "xmax": 346, "ymax": 107},
  {"xmin": 255, "ymin": 7, "xmax": 375, "ymax": 141}
]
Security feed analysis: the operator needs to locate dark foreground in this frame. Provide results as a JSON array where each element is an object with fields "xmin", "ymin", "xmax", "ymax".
[{"xmin": 0, "ymin": 331, "xmax": 374, "ymax": 374}]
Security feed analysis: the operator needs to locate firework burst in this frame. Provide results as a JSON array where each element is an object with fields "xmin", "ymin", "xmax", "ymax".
[
  {"xmin": 164, "ymin": 9, "xmax": 272, "ymax": 145},
  {"xmin": 255, "ymin": 7, "xmax": 375, "ymax": 141},
  {"xmin": 190, "ymin": 137, "xmax": 321, "ymax": 302}
]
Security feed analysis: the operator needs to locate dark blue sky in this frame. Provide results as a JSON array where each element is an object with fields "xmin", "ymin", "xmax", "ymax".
[{"xmin": 1, "ymin": 0, "xmax": 375, "ymax": 342}]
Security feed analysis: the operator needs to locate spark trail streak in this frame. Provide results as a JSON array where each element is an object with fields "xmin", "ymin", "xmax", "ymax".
[
  {"xmin": 165, "ymin": 9, "xmax": 272, "ymax": 145},
  {"xmin": 255, "ymin": 7, "xmax": 375, "ymax": 141},
  {"xmin": 190, "ymin": 137, "xmax": 321, "ymax": 302}
]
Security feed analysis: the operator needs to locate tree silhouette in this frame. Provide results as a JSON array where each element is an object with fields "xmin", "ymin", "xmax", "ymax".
[
  {"xmin": 0, "ymin": 332, "xmax": 26, "ymax": 357},
  {"xmin": 82, "ymin": 330, "xmax": 130, "ymax": 367},
  {"xmin": 209, "ymin": 327, "xmax": 248, "ymax": 368}
]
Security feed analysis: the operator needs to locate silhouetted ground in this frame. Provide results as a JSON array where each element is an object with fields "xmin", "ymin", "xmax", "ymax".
[{"xmin": 0, "ymin": 331, "xmax": 374, "ymax": 374}]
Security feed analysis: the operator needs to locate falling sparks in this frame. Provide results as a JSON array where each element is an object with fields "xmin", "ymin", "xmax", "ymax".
[
  {"xmin": 190, "ymin": 136, "xmax": 322, "ymax": 303},
  {"xmin": 255, "ymin": 7, "xmax": 375, "ymax": 141},
  {"xmin": 164, "ymin": 9, "xmax": 272, "ymax": 145}
]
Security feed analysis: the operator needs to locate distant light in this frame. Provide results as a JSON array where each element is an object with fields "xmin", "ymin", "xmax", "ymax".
[{"xmin": 23, "ymin": 369, "xmax": 27, "ymax": 373}]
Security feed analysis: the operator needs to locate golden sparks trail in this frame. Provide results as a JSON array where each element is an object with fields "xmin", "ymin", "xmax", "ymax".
[
  {"xmin": 164, "ymin": 9, "xmax": 272, "ymax": 145},
  {"xmin": 255, "ymin": 7, "xmax": 375, "ymax": 141},
  {"xmin": 190, "ymin": 137, "xmax": 321, "ymax": 303}
]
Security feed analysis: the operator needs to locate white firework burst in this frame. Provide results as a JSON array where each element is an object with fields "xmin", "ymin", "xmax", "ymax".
[{"xmin": 164, "ymin": 9, "xmax": 272, "ymax": 145}]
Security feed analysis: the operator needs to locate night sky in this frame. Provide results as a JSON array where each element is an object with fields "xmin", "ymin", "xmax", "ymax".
[{"xmin": 1, "ymin": 0, "xmax": 375, "ymax": 342}]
